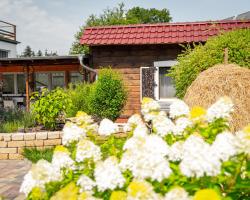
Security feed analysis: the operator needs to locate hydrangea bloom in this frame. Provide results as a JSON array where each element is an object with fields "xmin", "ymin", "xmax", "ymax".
[
  {"xmin": 127, "ymin": 179, "xmax": 162, "ymax": 200},
  {"xmin": 168, "ymin": 141, "xmax": 184, "ymax": 162},
  {"xmin": 52, "ymin": 146, "xmax": 75, "ymax": 170},
  {"xmin": 211, "ymin": 132, "xmax": 238, "ymax": 161},
  {"xmin": 164, "ymin": 187, "xmax": 191, "ymax": 200},
  {"xmin": 77, "ymin": 175, "xmax": 96, "ymax": 193},
  {"xmin": 124, "ymin": 114, "xmax": 143, "ymax": 132},
  {"xmin": 120, "ymin": 134, "xmax": 171, "ymax": 181},
  {"xmin": 133, "ymin": 123, "xmax": 148, "ymax": 137},
  {"xmin": 98, "ymin": 118, "xmax": 119, "ymax": 136},
  {"xmin": 180, "ymin": 134, "xmax": 221, "ymax": 177},
  {"xmin": 94, "ymin": 156, "xmax": 125, "ymax": 191},
  {"xmin": 235, "ymin": 125, "xmax": 250, "ymax": 155},
  {"xmin": 20, "ymin": 160, "xmax": 62, "ymax": 196},
  {"xmin": 76, "ymin": 139, "xmax": 101, "ymax": 163},
  {"xmin": 206, "ymin": 97, "xmax": 234, "ymax": 122},
  {"xmin": 173, "ymin": 117, "xmax": 192, "ymax": 135},
  {"xmin": 152, "ymin": 115, "xmax": 175, "ymax": 137},
  {"xmin": 62, "ymin": 122, "xmax": 86, "ymax": 145},
  {"xmin": 141, "ymin": 97, "xmax": 160, "ymax": 115},
  {"xmin": 169, "ymin": 99, "xmax": 189, "ymax": 119}
]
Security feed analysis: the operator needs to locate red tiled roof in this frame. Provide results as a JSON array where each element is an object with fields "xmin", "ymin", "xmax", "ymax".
[{"xmin": 80, "ymin": 20, "xmax": 250, "ymax": 46}]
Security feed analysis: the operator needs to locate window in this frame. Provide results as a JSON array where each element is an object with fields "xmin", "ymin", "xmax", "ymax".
[
  {"xmin": 35, "ymin": 73, "xmax": 49, "ymax": 91},
  {"xmin": 159, "ymin": 67, "xmax": 176, "ymax": 99},
  {"xmin": 17, "ymin": 74, "xmax": 25, "ymax": 94},
  {"xmin": 0, "ymin": 50, "xmax": 8, "ymax": 58},
  {"xmin": 70, "ymin": 72, "xmax": 83, "ymax": 83},
  {"xmin": 3, "ymin": 74, "xmax": 14, "ymax": 94},
  {"xmin": 154, "ymin": 61, "xmax": 177, "ymax": 101},
  {"xmin": 52, "ymin": 72, "xmax": 64, "ymax": 89}
]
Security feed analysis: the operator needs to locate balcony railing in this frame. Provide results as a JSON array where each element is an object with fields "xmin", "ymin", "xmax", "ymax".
[{"xmin": 0, "ymin": 20, "xmax": 16, "ymax": 41}]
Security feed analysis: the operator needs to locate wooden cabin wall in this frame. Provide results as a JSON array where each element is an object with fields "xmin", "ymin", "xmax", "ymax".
[{"xmin": 90, "ymin": 44, "xmax": 183, "ymax": 117}]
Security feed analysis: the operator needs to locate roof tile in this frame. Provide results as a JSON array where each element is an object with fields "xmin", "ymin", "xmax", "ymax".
[{"xmin": 80, "ymin": 20, "xmax": 250, "ymax": 45}]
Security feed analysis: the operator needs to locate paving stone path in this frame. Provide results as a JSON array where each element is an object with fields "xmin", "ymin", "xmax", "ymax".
[{"xmin": 0, "ymin": 160, "xmax": 31, "ymax": 200}]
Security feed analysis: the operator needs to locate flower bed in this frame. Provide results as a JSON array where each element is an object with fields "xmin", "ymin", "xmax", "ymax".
[{"xmin": 20, "ymin": 98, "xmax": 249, "ymax": 200}]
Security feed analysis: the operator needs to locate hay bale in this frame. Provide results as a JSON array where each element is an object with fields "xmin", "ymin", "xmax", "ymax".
[{"xmin": 184, "ymin": 64, "xmax": 250, "ymax": 131}]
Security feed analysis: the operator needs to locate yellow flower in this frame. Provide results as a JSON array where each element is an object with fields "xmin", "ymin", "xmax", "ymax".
[
  {"xmin": 29, "ymin": 187, "xmax": 46, "ymax": 200},
  {"xmin": 128, "ymin": 180, "xmax": 151, "ymax": 198},
  {"xmin": 142, "ymin": 97, "xmax": 153, "ymax": 104},
  {"xmin": 54, "ymin": 145, "xmax": 70, "ymax": 154},
  {"xmin": 194, "ymin": 189, "xmax": 221, "ymax": 200},
  {"xmin": 190, "ymin": 106, "xmax": 206, "ymax": 120},
  {"xmin": 51, "ymin": 182, "xmax": 79, "ymax": 200},
  {"xmin": 76, "ymin": 111, "xmax": 88, "ymax": 117},
  {"xmin": 110, "ymin": 191, "xmax": 127, "ymax": 200}
]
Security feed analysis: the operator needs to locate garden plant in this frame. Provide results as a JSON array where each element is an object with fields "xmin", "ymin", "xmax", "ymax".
[
  {"xmin": 20, "ymin": 97, "xmax": 249, "ymax": 200},
  {"xmin": 169, "ymin": 29, "xmax": 250, "ymax": 98}
]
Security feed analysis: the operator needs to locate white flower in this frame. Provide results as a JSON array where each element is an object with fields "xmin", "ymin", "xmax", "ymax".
[
  {"xmin": 173, "ymin": 117, "xmax": 192, "ymax": 135},
  {"xmin": 124, "ymin": 114, "xmax": 144, "ymax": 132},
  {"xmin": 62, "ymin": 122, "xmax": 86, "ymax": 145},
  {"xmin": 152, "ymin": 116, "xmax": 175, "ymax": 137},
  {"xmin": 94, "ymin": 156, "xmax": 125, "ymax": 191},
  {"xmin": 211, "ymin": 132, "xmax": 238, "ymax": 161},
  {"xmin": 141, "ymin": 97, "xmax": 160, "ymax": 116},
  {"xmin": 77, "ymin": 175, "xmax": 96, "ymax": 193},
  {"xmin": 164, "ymin": 187, "xmax": 191, "ymax": 200},
  {"xmin": 180, "ymin": 135, "xmax": 221, "ymax": 177},
  {"xmin": 20, "ymin": 160, "xmax": 62, "ymax": 196},
  {"xmin": 52, "ymin": 147, "xmax": 75, "ymax": 170},
  {"xmin": 76, "ymin": 139, "xmax": 101, "ymax": 163},
  {"xmin": 168, "ymin": 141, "xmax": 184, "ymax": 162},
  {"xmin": 98, "ymin": 118, "xmax": 119, "ymax": 136},
  {"xmin": 206, "ymin": 97, "xmax": 234, "ymax": 122},
  {"xmin": 235, "ymin": 129, "xmax": 250, "ymax": 155},
  {"xmin": 133, "ymin": 123, "xmax": 148, "ymax": 137},
  {"xmin": 169, "ymin": 99, "xmax": 189, "ymax": 119},
  {"xmin": 120, "ymin": 135, "xmax": 171, "ymax": 181}
]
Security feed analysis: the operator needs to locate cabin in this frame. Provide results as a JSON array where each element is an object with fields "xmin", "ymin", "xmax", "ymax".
[
  {"xmin": 80, "ymin": 20, "xmax": 250, "ymax": 119},
  {"xmin": 0, "ymin": 56, "xmax": 89, "ymax": 108}
]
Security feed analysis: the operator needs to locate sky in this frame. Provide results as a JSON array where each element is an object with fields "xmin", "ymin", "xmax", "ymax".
[{"xmin": 0, "ymin": 0, "xmax": 249, "ymax": 55}]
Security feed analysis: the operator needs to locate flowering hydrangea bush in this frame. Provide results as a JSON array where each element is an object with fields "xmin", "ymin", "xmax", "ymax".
[{"xmin": 20, "ymin": 97, "xmax": 249, "ymax": 200}]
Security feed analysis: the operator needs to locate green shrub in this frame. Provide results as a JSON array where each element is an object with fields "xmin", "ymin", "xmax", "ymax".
[
  {"xmin": 169, "ymin": 29, "xmax": 250, "ymax": 98},
  {"xmin": 88, "ymin": 68, "xmax": 127, "ymax": 121},
  {"xmin": 65, "ymin": 83, "xmax": 92, "ymax": 117},
  {"xmin": 0, "ymin": 121, "xmax": 20, "ymax": 133},
  {"xmin": 22, "ymin": 147, "xmax": 54, "ymax": 163},
  {"xmin": 31, "ymin": 88, "xmax": 72, "ymax": 130}
]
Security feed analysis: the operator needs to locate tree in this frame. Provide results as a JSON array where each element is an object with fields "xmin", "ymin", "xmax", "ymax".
[
  {"xmin": 37, "ymin": 50, "xmax": 43, "ymax": 56},
  {"xmin": 22, "ymin": 45, "xmax": 33, "ymax": 57},
  {"xmin": 70, "ymin": 3, "xmax": 171, "ymax": 54},
  {"xmin": 169, "ymin": 29, "xmax": 250, "ymax": 98}
]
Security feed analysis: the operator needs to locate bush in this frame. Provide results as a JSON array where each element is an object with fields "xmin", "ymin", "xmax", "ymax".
[
  {"xmin": 169, "ymin": 29, "xmax": 250, "ymax": 98},
  {"xmin": 22, "ymin": 147, "xmax": 54, "ymax": 163},
  {"xmin": 31, "ymin": 88, "xmax": 72, "ymax": 129},
  {"xmin": 88, "ymin": 68, "xmax": 127, "ymax": 121},
  {"xmin": 66, "ymin": 83, "xmax": 92, "ymax": 117},
  {"xmin": 20, "ymin": 97, "xmax": 249, "ymax": 199}
]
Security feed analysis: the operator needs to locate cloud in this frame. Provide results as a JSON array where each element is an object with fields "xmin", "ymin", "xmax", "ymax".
[{"xmin": 0, "ymin": 0, "xmax": 77, "ymax": 55}]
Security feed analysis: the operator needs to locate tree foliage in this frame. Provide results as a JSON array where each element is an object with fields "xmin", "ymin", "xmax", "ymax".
[
  {"xmin": 169, "ymin": 29, "xmax": 250, "ymax": 98},
  {"xmin": 70, "ymin": 3, "xmax": 171, "ymax": 54}
]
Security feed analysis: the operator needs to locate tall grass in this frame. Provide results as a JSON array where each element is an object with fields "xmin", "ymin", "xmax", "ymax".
[{"xmin": 22, "ymin": 147, "xmax": 54, "ymax": 163}]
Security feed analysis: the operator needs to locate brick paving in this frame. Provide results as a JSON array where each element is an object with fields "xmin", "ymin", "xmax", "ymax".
[{"xmin": 0, "ymin": 160, "xmax": 31, "ymax": 200}]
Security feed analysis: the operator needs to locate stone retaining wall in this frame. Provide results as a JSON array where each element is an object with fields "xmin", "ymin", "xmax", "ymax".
[{"xmin": 0, "ymin": 132, "xmax": 62, "ymax": 160}]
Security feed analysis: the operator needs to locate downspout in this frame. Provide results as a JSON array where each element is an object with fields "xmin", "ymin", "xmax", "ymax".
[{"xmin": 78, "ymin": 55, "xmax": 97, "ymax": 81}]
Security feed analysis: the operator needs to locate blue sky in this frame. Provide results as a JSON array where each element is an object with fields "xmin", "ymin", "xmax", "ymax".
[{"xmin": 0, "ymin": 0, "xmax": 249, "ymax": 55}]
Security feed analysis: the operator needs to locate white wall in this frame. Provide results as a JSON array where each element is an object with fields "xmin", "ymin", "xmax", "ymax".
[{"xmin": 0, "ymin": 40, "xmax": 17, "ymax": 57}]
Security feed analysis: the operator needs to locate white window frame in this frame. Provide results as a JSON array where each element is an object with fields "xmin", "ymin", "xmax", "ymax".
[{"xmin": 154, "ymin": 60, "xmax": 178, "ymax": 103}]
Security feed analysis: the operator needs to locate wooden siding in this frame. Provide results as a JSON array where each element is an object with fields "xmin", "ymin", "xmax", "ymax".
[{"xmin": 91, "ymin": 44, "xmax": 183, "ymax": 117}]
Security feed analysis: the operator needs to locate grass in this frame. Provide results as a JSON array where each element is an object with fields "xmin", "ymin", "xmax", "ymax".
[
  {"xmin": 0, "ymin": 108, "xmax": 36, "ymax": 133},
  {"xmin": 22, "ymin": 147, "xmax": 55, "ymax": 163}
]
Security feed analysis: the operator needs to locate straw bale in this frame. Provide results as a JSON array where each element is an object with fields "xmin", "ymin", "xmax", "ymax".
[{"xmin": 184, "ymin": 64, "xmax": 250, "ymax": 131}]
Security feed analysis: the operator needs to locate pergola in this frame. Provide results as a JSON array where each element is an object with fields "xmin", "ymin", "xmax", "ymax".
[{"xmin": 0, "ymin": 55, "xmax": 91, "ymax": 111}]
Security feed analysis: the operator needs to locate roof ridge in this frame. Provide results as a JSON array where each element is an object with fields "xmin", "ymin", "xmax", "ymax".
[{"xmin": 84, "ymin": 20, "xmax": 250, "ymax": 30}]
